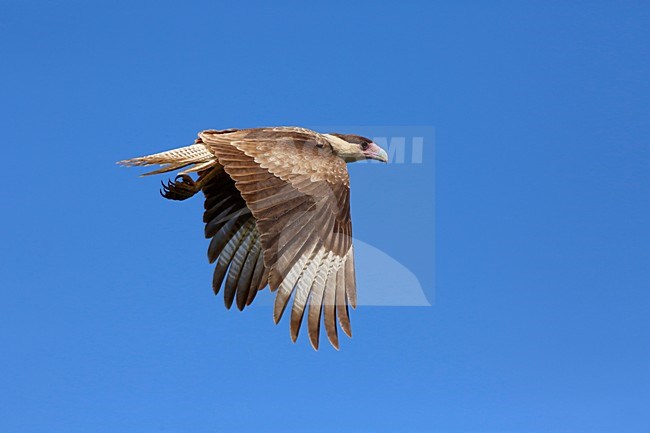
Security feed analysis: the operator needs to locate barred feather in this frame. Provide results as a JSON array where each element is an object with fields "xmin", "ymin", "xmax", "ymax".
[{"xmin": 117, "ymin": 143, "xmax": 216, "ymax": 176}]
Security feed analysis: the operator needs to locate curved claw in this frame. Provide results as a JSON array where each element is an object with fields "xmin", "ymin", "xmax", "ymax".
[
  {"xmin": 160, "ymin": 180, "xmax": 169, "ymax": 195},
  {"xmin": 175, "ymin": 174, "xmax": 195, "ymax": 184},
  {"xmin": 160, "ymin": 175, "xmax": 200, "ymax": 201}
]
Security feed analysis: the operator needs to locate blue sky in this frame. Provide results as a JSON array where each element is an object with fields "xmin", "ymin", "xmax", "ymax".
[{"xmin": 1, "ymin": 1, "xmax": 649, "ymax": 432}]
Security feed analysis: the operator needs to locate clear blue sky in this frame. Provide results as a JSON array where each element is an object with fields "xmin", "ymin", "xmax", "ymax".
[{"xmin": 2, "ymin": 1, "xmax": 649, "ymax": 432}]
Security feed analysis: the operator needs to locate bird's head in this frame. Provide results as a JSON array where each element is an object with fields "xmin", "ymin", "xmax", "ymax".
[{"xmin": 325, "ymin": 133, "xmax": 389, "ymax": 163}]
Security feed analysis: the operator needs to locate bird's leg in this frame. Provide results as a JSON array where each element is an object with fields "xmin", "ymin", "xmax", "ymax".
[{"xmin": 160, "ymin": 167, "xmax": 221, "ymax": 201}]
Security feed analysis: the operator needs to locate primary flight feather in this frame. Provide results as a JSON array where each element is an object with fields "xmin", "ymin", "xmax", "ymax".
[{"xmin": 118, "ymin": 126, "xmax": 388, "ymax": 349}]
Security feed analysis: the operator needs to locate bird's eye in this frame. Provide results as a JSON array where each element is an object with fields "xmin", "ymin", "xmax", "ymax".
[{"xmin": 361, "ymin": 142, "xmax": 369, "ymax": 151}]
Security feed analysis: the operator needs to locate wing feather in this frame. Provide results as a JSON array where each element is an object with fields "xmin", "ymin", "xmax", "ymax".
[
  {"xmin": 273, "ymin": 251, "xmax": 309, "ymax": 323},
  {"xmin": 307, "ymin": 253, "xmax": 339, "ymax": 350},
  {"xmin": 235, "ymin": 238, "xmax": 261, "ymax": 310},
  {"xmin": 247, "ymin": 247, "xmax": 267, "ymax": 305},
  {"xmin": 212, "ymin": 219, "xmax": 251, "ymax": 297},
  {"xmin": 290, "ymin": 248, "xmax": 326, "ymax": 342},
  {"xmin": 336, "ymin": 258, "xmax": 352, "ymax": 338},
  {"xmin": 224, "ymin": 220, "xmax": 256, "ymax": 309},
  {"xmin": 323, "ymin": 263, "xmax": 339, "ymax": 349},
  {"xmin": 345, "ymin": 246, "xmax": 357, "ymax": 309},
  {"xmin": 207, "ymin": 214, "xmax": 246, "ymax": 265}
]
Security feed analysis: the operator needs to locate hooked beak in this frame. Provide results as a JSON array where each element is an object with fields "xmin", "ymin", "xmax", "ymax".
[{"xmin": 365, "ymin": 143, "xmax": 389, "ymax": 163}]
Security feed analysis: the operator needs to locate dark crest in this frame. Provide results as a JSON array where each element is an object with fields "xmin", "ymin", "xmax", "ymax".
[{"xmin": 329, "ymin": 133, "xmax": 373, "ymax": 146}]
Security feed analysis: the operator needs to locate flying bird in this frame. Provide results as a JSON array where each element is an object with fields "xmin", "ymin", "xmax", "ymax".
[{"xmin": 118, "ymin": 127, "xmax": 388, "ymax": 349}]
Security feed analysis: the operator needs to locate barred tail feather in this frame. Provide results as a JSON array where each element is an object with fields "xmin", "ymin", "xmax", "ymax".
[{"xmin": 117, "ymin": 143, "xmax": 216, "ymax": 176}]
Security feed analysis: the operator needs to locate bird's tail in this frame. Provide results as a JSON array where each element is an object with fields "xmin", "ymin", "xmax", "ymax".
[{"xmin": 117, "ymin": 142, "xmax": 217, "ymax": 176}]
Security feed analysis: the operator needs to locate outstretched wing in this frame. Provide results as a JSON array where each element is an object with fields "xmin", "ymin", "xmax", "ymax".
[{"xmin": 201, "ymin": 128, "xmax": 357, "ymax": 349}]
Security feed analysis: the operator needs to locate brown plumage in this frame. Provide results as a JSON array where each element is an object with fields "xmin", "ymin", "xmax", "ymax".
[{"xmin": 118, "ymin": 126, "xmax": 388, "ymax": 350}]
